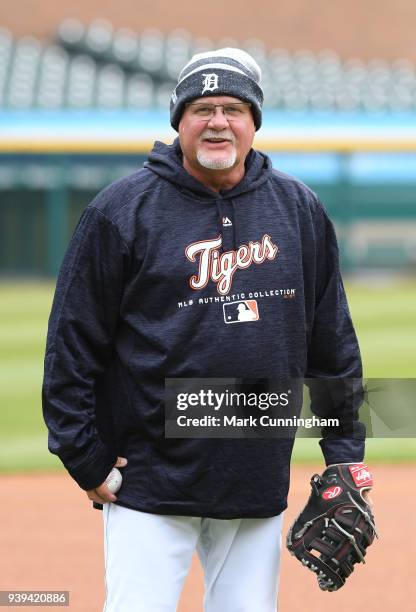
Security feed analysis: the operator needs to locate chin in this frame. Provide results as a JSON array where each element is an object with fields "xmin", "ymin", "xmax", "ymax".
[{"xmin": 197, "ymin": 152, "xmax": 237, "ymax": 170}]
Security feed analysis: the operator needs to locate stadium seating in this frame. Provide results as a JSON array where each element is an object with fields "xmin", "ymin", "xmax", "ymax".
[
  {"xmin": 36, "ymin": 45, "xmax": 68, "ymax": 109},
  {"xmin": 0, "ymin": 19, "xmax": 415, "ymax": 111}
]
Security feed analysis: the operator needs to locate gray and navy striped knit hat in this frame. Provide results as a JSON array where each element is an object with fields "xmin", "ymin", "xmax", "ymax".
[{"xmin": 170, "ymin": 48, "xmax": 264, "ymax": 132}]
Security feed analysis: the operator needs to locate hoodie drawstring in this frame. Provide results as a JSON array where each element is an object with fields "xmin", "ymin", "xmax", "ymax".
[{"xmin": 230, "ymin": 199, "xmax": 238, "ymax": 250}]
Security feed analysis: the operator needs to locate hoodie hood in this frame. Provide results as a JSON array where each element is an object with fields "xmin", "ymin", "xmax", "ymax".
[{"xmin": 144, "ymin": 137, "xmax": 273, "ymax": 251}]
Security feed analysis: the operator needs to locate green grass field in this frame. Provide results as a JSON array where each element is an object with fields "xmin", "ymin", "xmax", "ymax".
[{"xmin": 0, "ymin": 279, "xmax": 415, "ymax": 472}]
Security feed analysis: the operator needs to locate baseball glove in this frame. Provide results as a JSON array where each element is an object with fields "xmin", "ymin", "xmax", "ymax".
[{"xmin": 286, "ymin": 462, "xmax": 377, "ymax": 591}]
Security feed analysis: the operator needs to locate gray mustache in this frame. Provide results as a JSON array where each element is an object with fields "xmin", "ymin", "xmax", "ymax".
[{"xmin": 201, "ymin": 131, "xmax": 236, "ymax": 143}]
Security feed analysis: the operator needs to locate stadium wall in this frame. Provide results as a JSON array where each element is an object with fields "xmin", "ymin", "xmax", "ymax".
[{"xmin": 1, "ymin": 0, "xmax": 416, "ymax": 63}]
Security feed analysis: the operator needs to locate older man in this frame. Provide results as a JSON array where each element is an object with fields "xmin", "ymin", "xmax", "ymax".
[{"xmin": 42, "ymin": 48, "xmax": 371, "ymax": 611}]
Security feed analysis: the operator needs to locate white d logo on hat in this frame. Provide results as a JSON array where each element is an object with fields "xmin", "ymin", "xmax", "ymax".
[{"xmin": 202, "ymin": 74, "xmax": 219, "ymax": 94}]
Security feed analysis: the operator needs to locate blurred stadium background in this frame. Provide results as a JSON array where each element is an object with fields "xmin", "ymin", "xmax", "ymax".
[{"xmin": 0, "ymin": 2, "xmax": 415, "ymax": 472}]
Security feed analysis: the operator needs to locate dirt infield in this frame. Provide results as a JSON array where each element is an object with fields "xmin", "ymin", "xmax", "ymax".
[{"xmin": 0, "ymin": 464, "xmax": 413, "ymax": 611}]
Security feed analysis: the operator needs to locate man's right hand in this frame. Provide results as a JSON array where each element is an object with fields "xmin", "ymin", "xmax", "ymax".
[{"xmin": 86, "ymin": 456, "xmax": 128, "ymax": 504}]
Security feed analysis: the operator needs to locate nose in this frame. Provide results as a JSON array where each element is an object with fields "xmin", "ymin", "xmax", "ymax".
[{"xmin": 207, "ymin": 106, "xmax": 230, "ymax": 129}]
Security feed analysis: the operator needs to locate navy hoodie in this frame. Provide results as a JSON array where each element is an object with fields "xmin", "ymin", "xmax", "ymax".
[{"xmin": 42, "ymin": 138, "xmax": 365, "ymax": 519}]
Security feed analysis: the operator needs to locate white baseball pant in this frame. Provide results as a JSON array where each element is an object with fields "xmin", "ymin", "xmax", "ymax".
[{"xmin": 102, "ymin": 503, "xmax": 283, "ymax": 612}]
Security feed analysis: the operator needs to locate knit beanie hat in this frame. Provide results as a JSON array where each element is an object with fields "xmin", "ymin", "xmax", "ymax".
[{"xmin": 170, "ymin": 47, "xmax": 264, "ymax": 131}]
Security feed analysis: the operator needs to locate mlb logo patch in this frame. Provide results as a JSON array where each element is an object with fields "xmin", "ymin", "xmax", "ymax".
[{"xmin": 223, "ymin": 300, "xmax": 259, "ymax": 324}]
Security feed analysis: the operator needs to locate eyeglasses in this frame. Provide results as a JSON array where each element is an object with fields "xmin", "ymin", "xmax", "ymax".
[{"xmin": 185, "ymin": 102, "xmax": 252, "ymax": 120}]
